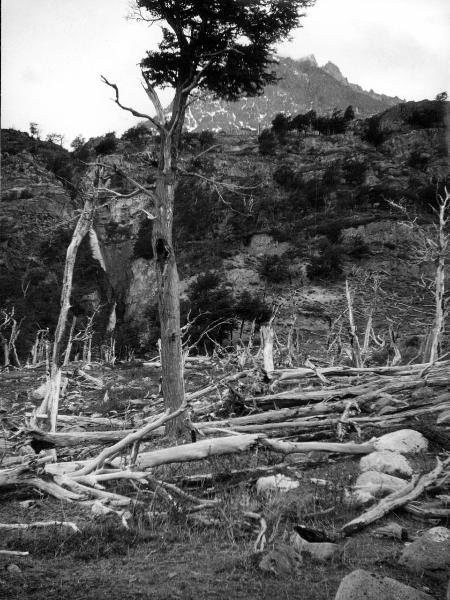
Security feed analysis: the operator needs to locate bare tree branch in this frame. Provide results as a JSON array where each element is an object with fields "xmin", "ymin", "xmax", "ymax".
[
  {"xmin": 141, "ymin": 69, "xmax": 166, "ymax": 123},
  {"xmin": 101, "ymin": 75, "xmax": 163, "ymax": 133}
]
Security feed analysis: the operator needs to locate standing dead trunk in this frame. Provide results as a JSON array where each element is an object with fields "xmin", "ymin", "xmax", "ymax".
[
  {"xmin": 152, "ymin": 135, "xmax": 186, "ymax": 437},
  {"xmin": 345, "ymin": 279, "xmax": 363, "ymax": 368},
  {"xmin": 422, "ymin": 191, "xmax": 448, "ymax": 362},
  {"xmin": 39, "ymin": 173, "xmax": 99, "ymax": 434},
  {"xmin": 261, "ymin": 323, "xmax": 275, "ymax": 376}
]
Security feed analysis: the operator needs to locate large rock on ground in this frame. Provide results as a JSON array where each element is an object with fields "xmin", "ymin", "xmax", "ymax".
[
  {"xmin": 334, "ymin": 569, "xmax": 434, "ymax": 600},
  {"xmin": 351, "ymin": 470, "xmax": 408, "ymax": 505},
  {"xmin": 359, "ymin": 450, "xmax": 412, "ymax": 477},
  {"xmin": 290, "ymin": 532, "xmax": 341, "ymax": 561},
  {"xmin": 374, "ymin": 429, "xmax": 428, "ymax": 454},
  {"xmin": 399, "ymin": 526, "xmax": 450, "ymax": 579}
]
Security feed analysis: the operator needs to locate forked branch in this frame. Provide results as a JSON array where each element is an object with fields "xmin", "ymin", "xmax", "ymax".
[{"xmin": 101, "ymin": 75, "xmax": 163, "ymax": 133}]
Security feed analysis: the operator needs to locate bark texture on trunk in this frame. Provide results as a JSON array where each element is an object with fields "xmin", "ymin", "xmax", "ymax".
[{"xmin": 152, "ymin": 135, "xmax": 186, "ymax": 436}]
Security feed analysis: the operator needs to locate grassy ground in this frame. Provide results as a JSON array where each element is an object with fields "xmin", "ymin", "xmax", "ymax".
[{"xmin": 0, "ymin": 364, "xmax": 448, "ymax": 599}]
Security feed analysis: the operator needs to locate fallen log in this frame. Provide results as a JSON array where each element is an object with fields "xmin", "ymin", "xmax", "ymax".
[
  {"xmin": 71, "ymin": 406, "xmax": 186, "ymax": 476},
  {"xmin": 0, "ymin": 521, "xmax": 79, "ymax": 532},
  {"xmin": 404, "ymin": 501, "xmax": 450, "ymax": 519},
  {"xmin": 275, "ymin": 360, "xmax": 450, "ymax": 381},
  {"xmin": 261, "ymin": 438, "xmax": 375, "ymax": 455},
  {"xmin": 342, "ymin": 457, "xmax": 450, "ymax": 535},
  {"xmin": 117, "ymin": 433, "xmax": 263, "ymax": 471}
]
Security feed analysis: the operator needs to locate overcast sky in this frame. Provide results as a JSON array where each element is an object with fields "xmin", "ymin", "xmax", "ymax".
[{"xmin": 2, "ymin": 0, "xmax": 449, "ymax": 146}]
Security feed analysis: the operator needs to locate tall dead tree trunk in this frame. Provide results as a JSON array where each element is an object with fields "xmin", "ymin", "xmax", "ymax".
[
  {"xmin": 39, "ymin": 170, "xmax": 100, "ymax": 434},
  {"xmin": 423, "ymin": 189, "xmax": 449, "ymax": 363}
]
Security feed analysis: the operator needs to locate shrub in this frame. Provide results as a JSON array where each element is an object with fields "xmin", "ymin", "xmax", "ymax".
[
  {"xmin": 271, "ymin": 112, "xmax": 291, "ymax": 142},
  {"xmin": 185, "ymin": 271, "xmax": 236, "ymax": 350},
  {"xmin": 95, "ymin": 132, "xmax": 118, "ymax": 155},
  {"xmin": 362, "ymin": 116, "xmax": 385, "ymax": 146},
  {"xmin": 407, "ymin": 150, "xmax": 430, "ymax": 170},
  {"xmin": 121, "ymin": 124, "xmax": 151, "ymax": 149},
  {"xmin": 343, "ymin": 160, "xmax": 367, "ymax": 185},
  {"xmin": 273, "ymin": 164, "xmax": 296, "ymax": 188},
  {"xmin": 259, "ymin": 254, "xmax": 291, "ymax": 284},
  {"xmin": 234, "ymin": 291, "xmax": 272, "ymax": 327},
  {"xmin": 406, "ymin": 102, "xmax": 446, "ymax": 129},
  {"xmin": 346, "ymin": 233, "xmax": 370, "ymax": 258},
  {"xmin": 258, "ymin": 129, "xmax": 277, "ymax": 155},
  {"xmin": 307, "ymin": 239, "xmax": 343, "ymax": 280},
  {"xmin": 198, "ymin": 129, "xmax": 216, "ymax": 148},
  {"xmin": 322, "ymin": 164, "xmax": 341, "ymax": 186}
]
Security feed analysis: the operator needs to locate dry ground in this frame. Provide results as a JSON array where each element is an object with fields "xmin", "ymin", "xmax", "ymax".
[{"xmin": 0, "ymin": 363, "xmax": 448, "ymax": 600}]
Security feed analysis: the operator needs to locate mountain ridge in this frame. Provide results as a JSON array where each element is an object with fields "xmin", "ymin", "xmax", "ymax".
[{"xmin": 182, "ymin": 55, "xmax": 404, "ymax": 132}]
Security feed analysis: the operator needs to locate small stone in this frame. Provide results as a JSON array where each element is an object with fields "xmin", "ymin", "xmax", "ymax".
[
  {"xmin": 374, "ymin": 429, "xmax": 428, "ymax": 454},
  {"xmin": 290, "ymin": 532, "xmax": 341, "ymax": 561},
  {"xmin": 372, "ymin": 522, "xmax": 408, "ymax": 540},
  {"xmin": 334, "ymin": 568, "xmax": 434, "ymax": 600},
  {"xmin": 359, "ymin": 450, "xmax": 412, "ymax": 477},
  {"xmin": 399, "ymin": 526, "xmax": 450, "ymax": 578},
  {"xmin": 256, "ymin": 474, "xmax": 300, "ymax": 495},
  {"xmin": 6, "ymin": 564, "xmax": 22, "ymax": 576},
  {"xmin": 258, "ymin": 544, "xmax": 302, "ymax": 576}
]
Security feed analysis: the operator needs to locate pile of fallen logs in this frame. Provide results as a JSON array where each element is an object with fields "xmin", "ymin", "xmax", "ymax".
[{"xmin": 1, "ymin": 359, "xmax": 449, "ymax": 540}]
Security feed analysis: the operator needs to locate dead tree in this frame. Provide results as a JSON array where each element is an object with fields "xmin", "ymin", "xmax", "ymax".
[
  {"xmin": 39, "ymin": 168, "xmax": 102, "ymax": 435},
  {"xmin": 422, "ymin": 188, "xmax": 449, "ymax": 362},
  {"xmin": 0, "ymin": 308, "xmax": 22, "ymax": 368}
]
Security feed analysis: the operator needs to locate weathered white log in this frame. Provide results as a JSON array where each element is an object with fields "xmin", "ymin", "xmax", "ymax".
[
  {"xmin": 29, "ymin": 477, "xmax": 82, "ymax": 501},
  {"xmin": 275, "ymin": 360, "xmax": 450, "ymax": 381},
  {"xmin": 70, "ymin": 406, "xmax": 186, "ymax": 476},
  {"xmin": 0, "ymin": 465, "xmax": 29, "ymax": 487},
  {"xmin": 0, "ymin": 521, "xmax": 79, "ymax": 532},
  {"xmin": 342, "ymin": 457, "xmax": 449, "ymax": 535},
  {"xmin": 111, "ymin": 433, "xmax": 262, "ymax": 470},
  {"xmin": 261, "ymin": 438, "xmax": 375, "ymax": 455}
]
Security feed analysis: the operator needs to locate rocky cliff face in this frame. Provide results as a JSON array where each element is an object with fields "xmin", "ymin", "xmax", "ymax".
[
  {"xmin": 1, "ymin": 99, "xmax": 448, "ymax": 359},
  {"xmin": 182, "ymin": 56, "xmax": 403, "ymax": 132}
]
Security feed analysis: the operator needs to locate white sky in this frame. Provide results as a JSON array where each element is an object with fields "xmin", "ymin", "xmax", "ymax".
[{"xmin": 2, "ymin": 0, "xmax": 449, "ymax": 147}]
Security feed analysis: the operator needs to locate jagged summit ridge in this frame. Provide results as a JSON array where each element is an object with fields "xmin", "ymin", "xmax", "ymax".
[{"xmin": 183, "ymin": 56, "xmax": 403, "ymax": 132}]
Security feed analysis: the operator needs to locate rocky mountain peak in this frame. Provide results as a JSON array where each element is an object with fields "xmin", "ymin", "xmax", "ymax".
[
  {"xmin": 297, "ymin": 53, "xmax": 318, "ymax": 67},
  {"xmin": 322, "ymin": 61, "xmax": 348, "ymax": 84}
]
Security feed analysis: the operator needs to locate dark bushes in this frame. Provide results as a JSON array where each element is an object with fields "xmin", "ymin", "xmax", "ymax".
[
  {"xmin": 94, "ymin": 132, "xmax": 118, "ymax": 155},
  {"xmin": 259, "ymin": 254, "xmax": 291, "ymax": 283},
  {"xmin": 307, "ymin": 239, "xmax": 343, "ymax": 280}
]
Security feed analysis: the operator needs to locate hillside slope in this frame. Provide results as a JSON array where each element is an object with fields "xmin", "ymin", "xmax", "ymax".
[{"xmin": 1, "ymin": 100, "xmax": 448, "ymax": 361}]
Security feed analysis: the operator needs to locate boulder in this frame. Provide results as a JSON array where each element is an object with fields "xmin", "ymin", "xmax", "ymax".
[
  {"xmin": 351, "ymin": 470, "xmax": 408, "ymax": 505},
  {"xmin": 256, "ymin": 474, "xmax": 300, "ymax": 495},
  {"xmin": 258, "ymin": 544, "xmax": 302, "ymax": 576},
  {"xmin": 399, "ymin": 526, "xmax": 450, "ymax": 578},
  {"xmin": 290, "ymin": 531, "xmax": 341, "ymax": 561},
  {"xmin": 359, "ymin": 450, "xmax": 412, "ymax": 477},
  {"xmin": 334, "ymin": 569, "xmax": 434, "ymax": 600},
  {"xmin": 374, "ymin": 429, "xmax": 428, "ymax": 454}
]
